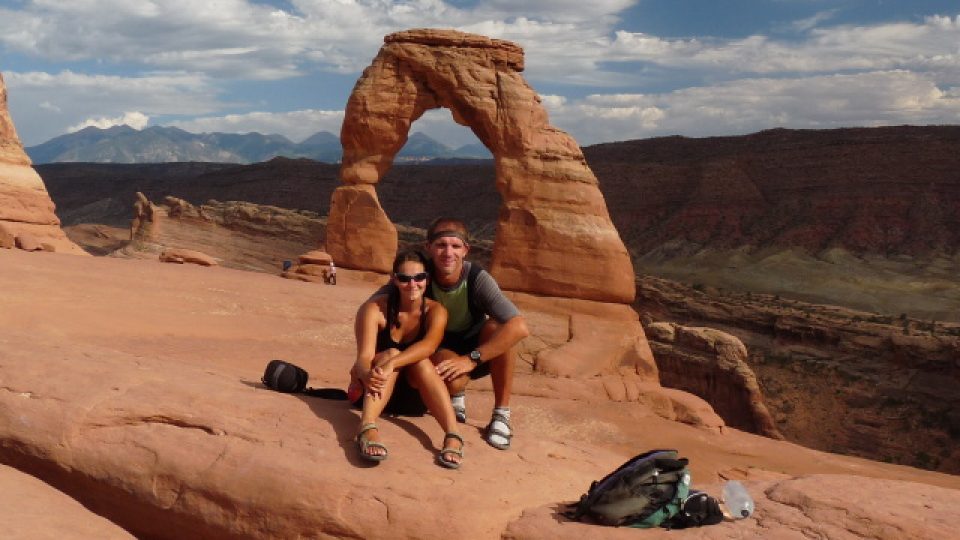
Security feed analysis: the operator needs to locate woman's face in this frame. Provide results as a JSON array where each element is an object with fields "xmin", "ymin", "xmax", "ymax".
[{"xmin": 392, "ymin": 260, "xmax": 428, "ymax": 302}]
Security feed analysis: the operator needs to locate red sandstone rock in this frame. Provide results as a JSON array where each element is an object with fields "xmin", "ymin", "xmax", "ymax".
[
  {"xmin": 647, "ymin": 322, "xmax": 781, "ymax": 439},
  {"xmin": 15, "ymin": 233, "xmax": 41, "ymax": 251},
  {"xmin": 512, "ymin": 292, "xmax": 658, "ymax": 381},
  {"xmin": 0, "ymin": 464, "xmax": 135, "ymax": 539},
  {"xmin": 1, "ymin": 250, "xmax": 958, "ymax": 539},
  {"xmin": 127, "ymin": 193, "xmax": 325, "ymax": 273},
  {"xmin": 281, "ymin": 269, "xmax": 325, "ymax": 283},
  {"xmin": 0, "ymin": 72, "xmax": 86, "ymax": 255},
  {"xmin": 637, "ymin": 275, "xmax": 960, "ymax": 472},
  {"xmin": 0, "ymin": 222, "xmax": 13, "ymax": 248},
  {"xmin": 160, "ymin": 248, "xmax": 217, "ymax": 266},
  {"xmin": 325, "ymin": 184, "xmax": 396, "ymax": 272},
  {"xmin": 333, "ymin": 29, "xmax": 634, "ymax": 302},
  {"xmin": 294, "ymin": 263, "xmax": 328, "ymax": 277},
  {"xmin": 298, "ymin": 250, "xmax": 333, "ymax": 265}
]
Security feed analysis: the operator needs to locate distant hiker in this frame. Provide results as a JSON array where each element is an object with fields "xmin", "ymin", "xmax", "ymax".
[
  {"xmin": 328, "ymin": 260, "xmax": 337, "ymax": 285},
  {"xmin": 349, "ymin": 250, "xmax": 463, "ymax": 468},
  {"xmin": 425, "ymin": 217, "xmax": 529, "ymax": 450}
]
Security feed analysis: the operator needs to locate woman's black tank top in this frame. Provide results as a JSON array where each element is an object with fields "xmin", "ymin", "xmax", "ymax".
[{"xmin": 375, "ymin": 301, "xmax": 428, "ymax": 352}]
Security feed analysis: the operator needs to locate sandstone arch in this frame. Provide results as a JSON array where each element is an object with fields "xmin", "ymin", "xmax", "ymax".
[
  {"xmin": 0, "ymin": 72, "xmax": 84, "ymax": 254},
  {"xmin": 330, "ymin": 29, "xmax": 635, "ymax": 303}
]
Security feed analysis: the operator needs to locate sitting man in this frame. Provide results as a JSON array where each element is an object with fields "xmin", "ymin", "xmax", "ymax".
[{"xmin": 425, "ymin": 217, "xmax": 529, "ymax": 450}]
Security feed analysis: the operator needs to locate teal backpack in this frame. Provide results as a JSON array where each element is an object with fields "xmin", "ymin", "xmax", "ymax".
[{"xmin": 566, "ymin": 449, "xmax": 705, "ymax": 528}]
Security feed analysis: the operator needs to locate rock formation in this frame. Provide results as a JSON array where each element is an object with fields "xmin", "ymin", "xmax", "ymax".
[
  {"xmin": 159, "ymin": 248, "xmax": 218, "ymax": 266},
  {"xmin": 333, "ymin": 29, "xmax": 635, "ymax": 303},
  {"xmin": 587, "ymin": 126, "xmax": 960, "ymax": 257},
  {"xmin": 638, "ymin": 274, "xmax": 960, "ymax": 473},
  {"xmin": 281, "ymin": 249, "xmax": 336, "ymax": 283},
  {"xmin": 2, "ymin": 251, "xmax": 958, "ymax": 539},
  {"xmin": 325, "ymin": 184, "xmax": 396, "ymax": 273},
  {"xmin": 1, "ymin": 464, "xmax": 134, "ymax": 539},
  {"xmin": 126, "ymin": 193, "xmax": 325, "ymax": 273},
  {"xmin": 645, "ymin": 321, "xmax": 781, "ymax": 439},
  {"xmin": 0, "ymin": 72, "xmax": 85, "ymax": 254}
]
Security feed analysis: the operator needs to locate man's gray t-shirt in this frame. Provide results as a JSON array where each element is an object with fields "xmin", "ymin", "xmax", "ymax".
[{"xmin": 431, "ymin": 261, "xmax": 519, "ymax": 338}]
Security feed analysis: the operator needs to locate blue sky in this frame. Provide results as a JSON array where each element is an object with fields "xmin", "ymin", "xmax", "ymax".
[{"xmin": 1, "ymin": 1, "xmax": 958, "ymax": 147}]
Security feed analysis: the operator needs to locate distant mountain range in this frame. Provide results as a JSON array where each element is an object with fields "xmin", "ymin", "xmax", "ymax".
[{"xmin": 25, "ymin": 125, "xmax": 492, "ymax": 164}]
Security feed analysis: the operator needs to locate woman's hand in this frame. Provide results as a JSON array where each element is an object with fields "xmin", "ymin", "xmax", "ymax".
[
  {"xmin": 351, "ymin": 362, "xmax": 377, "ymax": 397},
  {"xmin": 367, "ymin": 357, "xmax": 395, "ymax": 395}
]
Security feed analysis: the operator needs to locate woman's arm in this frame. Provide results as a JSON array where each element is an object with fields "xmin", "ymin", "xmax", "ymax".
[
  {"xmin": 374, "ymin": 301, "xmax": 448, "ymax": 371},
  {"xmin": 352, "ymin": 300, "xmax": 385, "ymax": 391}
]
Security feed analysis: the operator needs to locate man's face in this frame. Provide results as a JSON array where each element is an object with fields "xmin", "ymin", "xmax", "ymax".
[{"xmin": 427, "ymin": 234, "xmax": 469, "ymax": 279}]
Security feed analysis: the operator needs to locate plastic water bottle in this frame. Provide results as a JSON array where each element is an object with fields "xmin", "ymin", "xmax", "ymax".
[{"xmin": 722, "ymin": 480, "xmax": 754, "ymax": 519}]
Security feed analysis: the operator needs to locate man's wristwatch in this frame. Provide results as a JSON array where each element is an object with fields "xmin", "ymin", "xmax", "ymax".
[{"xmin": 468, "ymin": 349, "xmax": 482, "ymax": 366}]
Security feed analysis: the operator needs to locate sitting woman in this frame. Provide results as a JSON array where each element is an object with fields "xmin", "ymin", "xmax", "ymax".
[{"xmin": 350, "ymin": 250, "xmax": 463, "ymax": 468}]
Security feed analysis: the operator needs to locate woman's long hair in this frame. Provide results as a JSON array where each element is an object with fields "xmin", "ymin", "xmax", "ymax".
[{"xmin": 387, "ymin": 250, "xmax": 429, "ymax": 329}]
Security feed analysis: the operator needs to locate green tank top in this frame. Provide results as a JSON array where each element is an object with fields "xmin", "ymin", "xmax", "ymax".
[{"xmin": 430, "ymin": 279, "xmax": 472, "ymax": 333}]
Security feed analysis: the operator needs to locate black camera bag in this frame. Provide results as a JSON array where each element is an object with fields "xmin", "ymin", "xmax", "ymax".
[{"xmin": 262, "ymin": 359, "xmax": 309, "ymax": 393}]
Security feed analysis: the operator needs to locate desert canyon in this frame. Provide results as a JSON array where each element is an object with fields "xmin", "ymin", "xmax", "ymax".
[{"xmin": 2, "ymin": 29, "xmax": 960, "ymax": 539}]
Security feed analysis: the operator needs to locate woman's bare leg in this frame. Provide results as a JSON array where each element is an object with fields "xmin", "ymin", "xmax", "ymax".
[
  {"xmin": 358, "ymin": 349, "xmax": 400, "ymax": 458},
  {"xmin": 406, "ymin": 358, "xmax": 462, "ymax": 463}
]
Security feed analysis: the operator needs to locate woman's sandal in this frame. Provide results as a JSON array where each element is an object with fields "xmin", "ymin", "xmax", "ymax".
[
  {"xmin": 484, "ymin": 413, "xmax": 512, "ymax": 450},
  {"xmin": 437, "ymin": 432, "xmax": 464, "ymax": 469},
  {"xmin": 357, "ymin": 423, "xmax": 388, "ymax": 462}
]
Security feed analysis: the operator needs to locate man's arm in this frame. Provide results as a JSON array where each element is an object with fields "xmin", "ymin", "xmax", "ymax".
[
  {"xmin": 435, "ymin": 269, "xmax": 529, "ymax": 382},
  {"xmin": 475, "ymin": 315, "xmax": 528, "ymax": 361},
  {"xmin": 471, "ymin": 268, "xmax": 528, "ymax": 359}
]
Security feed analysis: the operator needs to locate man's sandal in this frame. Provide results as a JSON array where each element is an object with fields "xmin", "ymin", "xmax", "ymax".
[
  {"xmin": 437, "ymin": 432, "xmax": 464, "ymax": 469},
  {"xmin": 484, "ymin": 413, "xmax": 512, "ymax": 450},
  {"xmin": 357, "ymin": 423, "xmax": 388, "ymax": 462}
]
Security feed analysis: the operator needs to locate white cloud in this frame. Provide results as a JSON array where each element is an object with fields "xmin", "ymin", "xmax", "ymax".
[
  {"xmin": 0, "ymin": 1, "xmax": 639, "ymax": 79},
  {"xmin": 5, "ymin": 70, "xmax": 224, "ymax": 144},
  {"xmin": 157, "ymin": 68, "xmax": 960, "ymax": 149},
  {"xmin": 605, "ymin": 14, "xmax": 960, "ymax": 75},
  {"xmin": 543, "ymin": 70, "xmax": 960, "ymax": 145},
  {"xmin": 787, "ymin": 9, "xmax": 839, "ymax": 33},
  {"xmin": 0, "ymin": 1, "xmax": 315, "ymax": 78},
  {"xmin": 68, "ymin": 111, "xmax": 150, "ymax": 132},
  {"xmin": 3, "ymin": 2, "xmax": 960, "ymax": 148}
]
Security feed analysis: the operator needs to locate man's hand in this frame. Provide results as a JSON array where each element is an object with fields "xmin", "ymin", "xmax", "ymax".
[{"xmin": 435, "ymin": 355, "xmax": 474, "ymax": 382}]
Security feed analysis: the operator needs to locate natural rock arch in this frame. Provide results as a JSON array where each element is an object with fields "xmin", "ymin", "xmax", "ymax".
[{"xmin": 329, "ymin": 29, "xmax": 635, "ymax": 303}]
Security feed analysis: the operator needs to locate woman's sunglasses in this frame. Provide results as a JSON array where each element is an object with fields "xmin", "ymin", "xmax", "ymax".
[{"xmin": 395, "ymin": 272, "xmax": 428, "ymax": 283}]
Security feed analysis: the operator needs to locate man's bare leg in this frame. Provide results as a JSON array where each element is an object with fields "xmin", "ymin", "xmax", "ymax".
[
  {"xmin": 477, "ymin": 322, "xmax": 514, "ymax": 449},
  {"xmin": 478, "ymin": 321, "xmax": 514, "ymax": 409},
  {"xmin": 431, "ymin": 348, "xmax": 469, "ymax": 422}
]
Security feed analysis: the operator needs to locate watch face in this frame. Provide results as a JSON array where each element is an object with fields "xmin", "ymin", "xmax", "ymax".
[{"xmin": 469, "ymin": 350, "xmax": 481, "ymax": 362}]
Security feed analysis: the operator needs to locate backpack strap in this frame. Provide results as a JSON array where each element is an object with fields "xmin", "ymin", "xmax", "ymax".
[
  {"xmin": 424, "ymin": 260, "xmax": 486, "ymax": 326},
  {"xmin": 465, "ymin": 261, "xmax": 485, "ymax": 325}
]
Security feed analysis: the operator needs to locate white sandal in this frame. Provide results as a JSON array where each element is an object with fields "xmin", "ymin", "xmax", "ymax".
[{"xmin": 484, "ymin": 413, "xmax": 512, "ymax": 450}]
